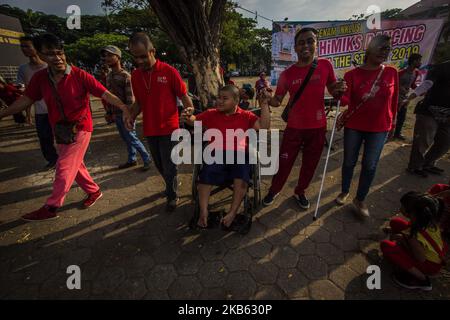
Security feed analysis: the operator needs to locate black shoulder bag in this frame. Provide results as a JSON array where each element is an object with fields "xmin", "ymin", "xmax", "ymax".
[
  {"xmin": 281, "ymin": 58, "xmax": 318, "ymax": 122},
  {"xmin": 48, "ymin": 76, "xmax": 78, "ymax": 144}
]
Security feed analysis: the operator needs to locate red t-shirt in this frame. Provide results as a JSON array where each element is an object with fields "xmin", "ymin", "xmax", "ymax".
[
  {"xmin": 195, "ymin": 107, "xmax": 258, "ymax": 151},
  {"xmin": 275, "ymin": 59, "xmax": 336, "ymax": 129},
  {"xmin": 24, "ymin": 65, "xmax": 106, "ymax": 132},
  {"xmin": 341, "ymin": 66, "xmax": 399, "ymax": 132},
  {"xmin": 131, "ymin": 60, "xmax": 187, "ymax": 136}
]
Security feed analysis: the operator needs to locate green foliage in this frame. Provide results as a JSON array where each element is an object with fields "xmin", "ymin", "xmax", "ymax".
[
  {"xmin": 0, "ymin": 2, "xmax": 270, "ymax": 72},
  {"xmin": 220, "ymin": 9, "xmax": 271, "ymax": 73},
  {"xmin": 65, "ymin": 33, "xmax": 130, "ymax": 67}
]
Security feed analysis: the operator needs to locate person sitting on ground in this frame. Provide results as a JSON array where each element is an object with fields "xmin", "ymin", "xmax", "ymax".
[
  {"xmin": 181, "ymin": 85, "xmax": 271, "ymax": 229},
  {"xmin": 380, "ymin": 191, "xmax": 448, "ymax": 291}
]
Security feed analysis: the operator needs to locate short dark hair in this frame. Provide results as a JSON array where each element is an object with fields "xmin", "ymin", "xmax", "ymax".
[
  {"xmin": 33, "ymin": 33, "xmax": 63, "ymax": 52},
  {"xmin": 220, "ymin": 84, "xmax": 240, "ymax": 102},
  {"xmin": 295, "ymin": 27, "xmax": 318, "ymax": 45},
  {"xmin": 129, "ymin": 32, "xmax": 154, "ymax": 51},
  {"xmin": 408, "ymin": 53, "xmax": 422, "ymax": 66},
  {"xmin": 19, "ymin": 35, "xmax": 34, "ymax": 42}
]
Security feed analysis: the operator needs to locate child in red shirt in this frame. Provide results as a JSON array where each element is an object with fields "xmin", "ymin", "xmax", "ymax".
[
  {"xmin": 182, "ymin": 85, "xmax": 271, "ymax": 229},
  {"xmin": 381, "ymin": 191, "xmax": 448, "ymax": 291}
]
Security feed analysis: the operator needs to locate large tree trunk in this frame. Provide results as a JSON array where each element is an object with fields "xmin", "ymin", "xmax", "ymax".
[{"xmin": 147, "ymin": 0, "xmax": 227, "ymax": 109}]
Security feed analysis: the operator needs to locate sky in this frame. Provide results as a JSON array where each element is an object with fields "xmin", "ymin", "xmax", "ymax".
[{"xmin": 2, "ymin": 0, "xmax": 420, "ymax": 29}]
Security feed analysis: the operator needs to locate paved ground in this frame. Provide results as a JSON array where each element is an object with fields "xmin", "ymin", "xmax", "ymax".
[{"xmin": 0, "ymin": 95, "xmax": 449, "ymax": 300}]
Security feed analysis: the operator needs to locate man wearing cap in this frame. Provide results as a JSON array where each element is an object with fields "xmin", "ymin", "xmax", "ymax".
[{"xmin": 101, "ymin": 45, "xmax": 151, "ymax": 170}]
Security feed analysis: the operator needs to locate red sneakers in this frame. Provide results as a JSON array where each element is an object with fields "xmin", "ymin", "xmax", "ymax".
[
  {"xmin": 21, "ymin": 206, "xmax": 58, "ymax": 222},
  {"xmin": 83, "ymin": 190, "xmax": 103, "ymax": 208}
]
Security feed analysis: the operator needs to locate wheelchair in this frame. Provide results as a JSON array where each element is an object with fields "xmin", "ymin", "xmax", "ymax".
[{"xmin": 189, "ymin": 146, "xmax": 262, "ymax": 235}]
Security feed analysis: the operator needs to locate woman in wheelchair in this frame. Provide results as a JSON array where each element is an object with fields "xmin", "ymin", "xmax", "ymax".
[{"xmin": 181, "ymin": 85, "xmax": 271, "ymax": 229}]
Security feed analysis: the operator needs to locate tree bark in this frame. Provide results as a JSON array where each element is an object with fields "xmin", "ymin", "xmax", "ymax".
[{"xmin": 147, "ymin": 0, "xmax": 227, "ymax": 109}]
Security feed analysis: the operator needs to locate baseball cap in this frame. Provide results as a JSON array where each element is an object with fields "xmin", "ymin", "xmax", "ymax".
[{"xmin": 102, "ymin": 45, "xmax": 122, "ymax": 58}]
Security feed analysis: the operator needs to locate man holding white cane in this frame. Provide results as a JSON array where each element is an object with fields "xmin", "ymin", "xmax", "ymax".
[{"xmin": 262, "ymin": 27, "xmax": 346, "ymax": 210}]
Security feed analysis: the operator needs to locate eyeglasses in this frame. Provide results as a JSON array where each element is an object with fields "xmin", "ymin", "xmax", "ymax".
[{"xmin": 41, "ymin": 50, "xmax": 65, "ymax": 58}]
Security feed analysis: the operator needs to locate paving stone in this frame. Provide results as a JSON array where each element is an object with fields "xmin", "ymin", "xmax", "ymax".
[
  {"xmin": 305, "ymin": 226, "xmax": 330, "ymax": 243},
  {"xmin": 264, "ymin": 228, "xmax": 291, "ymax": 246},
  {"xmin": 277, "ymin": 268, "xmax": 309, "ymax": 299},
  {"xmin": 253, "ymin": 285, "xmax": 286, "ymax": 300},
  {"xmin": 145, "ymin": 264, "xmax": 177, "ymax": 291},
  {"xmin": 316, "ymin": 243, "xmax": 345, "ymax": 265},
  {"xmin": 244, "ymin": 239, "xmax": 272, "ymax": 259},
  {"xmin": 113, "ymin": 277, "xmax": 147, "ymax": 299},
  {"xmin": 249, "ymin": 261, "xmax": 279, "ymax": 285},
  {"xmin": 271, "ymin": 246, "xmax": 299, "ymax": 269},
  {"xmin": 199, "ymin": 287, "xmax": 228, "ymax": 300},
  {"xmin": 168, "ymin": 276, "xmax": 202, "ymax": 299},
  {"xmin": 345, "ymin": 253, "xmax": 371, "ymax": 275},
  {"xmin": 22, "ymin": 258, "xmax": 59, "ymax": 285},
  {"xmin": 329, "ymin": 265, "xmax": 363, "ymax": 292},
  {"xmin": 198, "ymin": 261, "xmax": 228, "ymax": 288},
  {"xmin": 200, "ymin": 241, "xmax": 228, "ymax": 261},
  {"xmin": 119, "ymin": 253, "xmax": 155, "ymax": 278},
  {"xmin": 92, "ymin": 266, "xmax": 126, "ymax": 295},
  {"xmin": 60, "ymin": 248, "xmax": 92, "ymax": 268},
  {"xmin": 290, "ymin": 237, "xmax": 316, "ymax": 255},
  {"xmin": 297, "ymin": 255, "xmax": 328, "ymax": 280},
  {"xmin": 152, "ymin": 243, "xmax": 181, "ymax": 264},
  {"xmin": 224, "ymin": 271, "xmax": 257, "ymax": 299},
  {"xmin": 174, "ymin": 251, "xmax": 204, "ymax": 275},
  {"xmin": 309, "ymin": 280, "xmax": 344, "ymax": 300},
  {"xmin": 330, "ymin": 231, "xmax": 359, "ymax": 252}
]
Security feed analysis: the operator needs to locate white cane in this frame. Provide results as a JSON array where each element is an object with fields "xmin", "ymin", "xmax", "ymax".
[{"xmin": 313, "ymin": 99, "xmax": 341, "ymax": 221}]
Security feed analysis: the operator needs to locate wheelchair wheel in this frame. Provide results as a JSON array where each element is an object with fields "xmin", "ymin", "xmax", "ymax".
[
  {"xmin": 252, "ymin": 153, "xmax": 262, "ymax": 210},
  {"xmin": 189, "ymin": 194, "xmax": 201, "ymax": 230},
  {"xmin": 191, "ymin": 164, "xmax": 201, "ymax": 200}
]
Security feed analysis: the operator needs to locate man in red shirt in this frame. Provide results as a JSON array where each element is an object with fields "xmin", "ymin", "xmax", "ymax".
[
  {"xmin": 0, "ymin": 33, "xmax": 130, "ymax": 221},
  {"xmin": 124, "ymin": 32, "xmax": 194, "ymax": 212},
  {"xmin": 262, "ymin": 27, "xmax": 346, "ymax": 210}
]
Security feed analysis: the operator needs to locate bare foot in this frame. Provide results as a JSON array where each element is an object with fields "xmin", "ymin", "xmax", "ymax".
[
  {"xmin": 221, "ymin": 212, "xmax": 237, "ymax": 228},
  {"xmin": 197, "ymin": 211, "xmax": 208, "ymax": 228}
]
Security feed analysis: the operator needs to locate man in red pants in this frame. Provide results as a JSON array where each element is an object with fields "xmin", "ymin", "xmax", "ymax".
[
  {"xmin": 262, "ymin": 27, "xmax": 346, "ymax": 209},
  {"xmin": 0, "ymin": 33, "xmax": 130, "ymax": 221}
]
